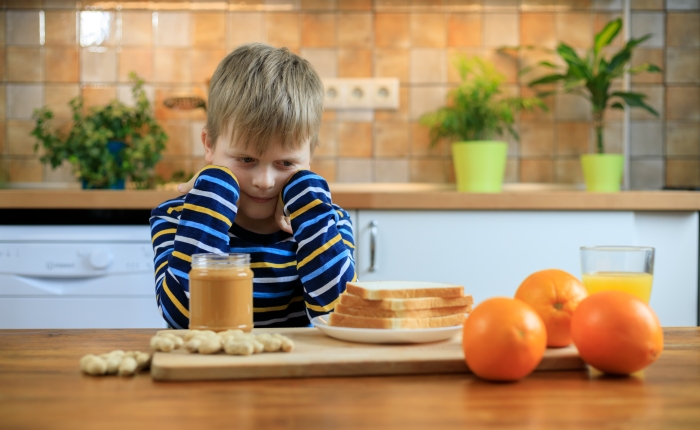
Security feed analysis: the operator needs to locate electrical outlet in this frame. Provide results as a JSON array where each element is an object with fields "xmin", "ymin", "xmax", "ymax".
[
  {"xmin": 372, "ymin": 78, "xmax": 399, "ymax": 109},
  {"xmin": 322, "ymin": 78, "xmax": 400, "ymax": 110}
]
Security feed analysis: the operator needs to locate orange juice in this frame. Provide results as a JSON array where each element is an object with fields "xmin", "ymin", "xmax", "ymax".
[{"xmin": 581, "ymin": 272, "xmax": 653, "ymax": 303}]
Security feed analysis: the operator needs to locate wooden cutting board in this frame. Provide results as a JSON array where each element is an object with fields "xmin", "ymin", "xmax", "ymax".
[{"xmin": 150, "ymin": 328, "xmax": 586, "ymax": 381}]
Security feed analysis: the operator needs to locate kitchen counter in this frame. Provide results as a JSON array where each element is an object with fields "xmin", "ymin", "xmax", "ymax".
[
  {"xmin": 0, "ymin": 328, "xmax": 699, "ymax": 429},
  {"xmin": 1, "ymin": 185, "xmax": 699, "ymax": 210}
]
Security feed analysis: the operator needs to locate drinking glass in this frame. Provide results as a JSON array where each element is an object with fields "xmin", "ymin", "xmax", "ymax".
[{"xmin": 580, "ymin": 246, "xmax": 655, "ymax": 303}]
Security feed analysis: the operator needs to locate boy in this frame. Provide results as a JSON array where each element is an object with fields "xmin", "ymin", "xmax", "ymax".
[{"xmin": 150, "ymin": 43, "xmax": 357, "ymax": 329}]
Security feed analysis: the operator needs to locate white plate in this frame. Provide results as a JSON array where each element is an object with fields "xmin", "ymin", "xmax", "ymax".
[{"xmin": 311, "ymin": 315, "xmax": 462, "ymax": 344}]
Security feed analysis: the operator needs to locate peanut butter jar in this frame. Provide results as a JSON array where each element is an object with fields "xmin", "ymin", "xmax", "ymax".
[{"xmin": 189, "ymin": 253, "xmax": 253, "ymax": 332}]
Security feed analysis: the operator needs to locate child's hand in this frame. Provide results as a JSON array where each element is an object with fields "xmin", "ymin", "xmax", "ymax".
[
  {"xmin": 275, "ymin": 195, "xmax": 293, "ymax": 234},
  {"xmin": 177, "ymin": 175, "xmax": 196, "ymax": 194}
]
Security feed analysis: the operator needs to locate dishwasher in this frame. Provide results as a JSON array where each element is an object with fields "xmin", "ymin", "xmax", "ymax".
[{"xmin": 0, "ymin": 225, "xmax": 166, "ymax": 328}]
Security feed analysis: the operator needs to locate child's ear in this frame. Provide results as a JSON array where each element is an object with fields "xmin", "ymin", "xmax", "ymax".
[{"xmin": 202, "ymin": 128, "xmax": 214, "ymax": 163}]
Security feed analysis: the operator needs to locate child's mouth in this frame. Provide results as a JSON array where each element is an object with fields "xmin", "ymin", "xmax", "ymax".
[{"xmin": 246, "ymin": 194, "xmax": 274, "ymax": 204}]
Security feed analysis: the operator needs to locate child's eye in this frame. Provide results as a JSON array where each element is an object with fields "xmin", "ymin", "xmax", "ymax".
[
  {"xmin": 238, "ymin": 157, "xmax": 255, "ymax": 163},
  {"xmin": 281, "ymin": 161, "xmax": 294, "ymax": 167}
]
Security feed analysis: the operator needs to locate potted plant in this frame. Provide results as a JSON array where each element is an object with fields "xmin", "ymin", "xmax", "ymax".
[
  {"xmin": 420, "ymin": 56, "xmax": 545, "ymax": 193},
  {"xmin": 32, "ymin": 73, "xmax": 167, "ymax": 189},
  {"xmin": 525, "ymin": 18, "xmax": 661, "ymax": 192}
]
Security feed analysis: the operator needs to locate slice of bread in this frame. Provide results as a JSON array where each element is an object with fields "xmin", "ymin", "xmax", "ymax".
[
  {"xmin": 345, "ymin": 281, "xmax": 464, "ymax": 300},
  {"xmin": 339, "ymin": 293, "xmax": 473, "ymax": 311},
  {"xmin": 335, "ymin": 303, "xmax": 471, "ymax": 319},
  {"xmin": 328, "ymin": 312, "xmax": 465, "ymax": 329}
]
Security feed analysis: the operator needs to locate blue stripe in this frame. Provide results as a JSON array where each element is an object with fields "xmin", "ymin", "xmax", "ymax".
[
  {"xmin": 301, "ymin": 249, "xmax": 350, "ymax": 283},
  {"xmin": 179, "ymin": 219, "xmax": 230, "ymax": 242},
  {"xmin": 151, "ymin": 218, "xmax": 168, "ymax": 230},
  {"xmin": 253, "ymin": 288, "xmax": 296, "ymax": 298},
  {"xmin": 283, "ymin": 173, "xmax": 326, "ymax": 200},
  {"xmin": 161, "ymin": 305, "xmax": 185, "ymax": 329},
  {"xmin": 170, "ymin": 267, "xmax": 190, "ymax": 281},
  {"xmin": 339, "ymin": 228, "xmax": 353, "ymax": 237},
  {"xmin": 154, "ymin": 248, "xmax": 172, "ymax": 264},
  {"xmin": 158, "ymin": 199, "xmax": 184, "ymax": 208},
  {"xmin": 230, "ymin": 246, "xmax": 295, "ymax": 256},
  {"xmin": 196, "ymin": 175, "xmax": 239, "ymax": 200},
  {"xmin": 295, "ymin": 209, "xmax": 338, "ymax": 237}
]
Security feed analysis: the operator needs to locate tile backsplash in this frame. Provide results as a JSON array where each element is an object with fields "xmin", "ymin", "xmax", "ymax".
[{"xmin": 1, "ymin": 0, "xmax": 699, "ymax": 188}]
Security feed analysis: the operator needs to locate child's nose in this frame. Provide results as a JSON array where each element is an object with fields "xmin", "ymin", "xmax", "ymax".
[{"xmin": 252, "ymin": 167, "xmax": 274, "ymax": 189}]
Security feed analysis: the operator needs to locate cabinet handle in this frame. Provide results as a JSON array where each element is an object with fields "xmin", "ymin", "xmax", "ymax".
[{"xmin": 369, "ymin": 220, "xmax": 378, "ymax": 273}]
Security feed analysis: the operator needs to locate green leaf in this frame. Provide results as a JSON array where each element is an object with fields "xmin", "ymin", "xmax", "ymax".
[
  {"xmin": 594, "ymin": 18, "xmax": 622, "ymax": 54},
  {"xmin": 628, "ymin": 63, "xmax": 662, "ymax": 75},
  {"xmin": 611, "ymin": 91, "xmax": 660, "ymax": 116},
  {"xmin": 528, "ymin": 74, "xmax": 567, "ymax": 86},
  {"xmin": 610, "ymin": 102, "xmax": 625, "ymax": 110}
]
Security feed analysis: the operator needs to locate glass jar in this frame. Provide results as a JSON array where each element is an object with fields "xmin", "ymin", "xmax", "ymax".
[{"xmin": 189, "ymin": 253, "xmax": 254, "ymax": 332}]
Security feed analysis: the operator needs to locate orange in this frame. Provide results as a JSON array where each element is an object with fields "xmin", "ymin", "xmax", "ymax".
[
  {"xmin": 571, "ymin": 290, "xmax": 664, "ymax": 375},
  {"xmin": 515, "ymin": 269, "xmax": 588, "ymax": 348},
  {"xmin": 462, "ymin": 297, "xmax": 547, "ymax": 381}
]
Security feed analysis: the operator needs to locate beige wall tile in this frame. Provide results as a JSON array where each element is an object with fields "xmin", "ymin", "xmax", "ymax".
[
  {"xmin": 338, "ymin": 0, "xmax": 372, "ymax": 10},
  {"xmin": 447, "ymin": 14, "xmax": 481, "ymax": 48},
  {"xmin": 666, "ymin": 122, "xmax": 700, "ymax": 156},
  {"xmin": 229, "ymin": 13, "xmax": 264, "ymax": 47},
  {"xmin": 192, "ymin": 12, "xmax": 226, "ymax": 48},
  {"xmin": 315, "ymin": 121, "xmax": 337, "ymax": 157},
  {"xmin": 520, "ymin": 85, "xmax": 555, "ymax": 121},
  {"xmin": 375, "ymin": 86, "xmax": 410, "ymax": 122},
  {"xmin": 375, "ymin": 158, "xmax": 409, "ymax": 182},
  {"xmin": 6, "ymin": 11, "xmax": 41, "ymax": 45},
  {"xmin": 631, "ymin": 49, "xmax": 664, "ymax": 84},
  {"xmin": 0, "ymin": 87, "xmax": 5, "ymax": 120},
  {"xmin": 7, "ymin": 121, "xmax": 37, "ymax": 156},
  {"xmin": 82, "ymin": 85, "xmax": 117, "ymax": 110},
  {"xmin": 121, "ymin": 11, "xmax": 153, "ymax": 47},
  {"xmin": 161, "ymin": 121, "xmax": 191, "ymax": 156},
  {"xmin": 375, "ymin": 121, "xmax": 409, "ymax": 157},
  {"xmin": 302, "ymin": 13, "xmax": 336, "ymax": 48},
  {"xmin": 267, "ymin": 13, "xmax": 301, "ymax": 49},
  {"xmin": 45, "ymin": 11, "xmax": 77, "ymax": 46},
  {"xmin": 338, "ymin": 12, "xmax": 372, "ymax": 48},
  {"xmin": 410, "ymin": 49, "xmax": 446, "ymax": 84},
  {"xmin": 630, "ymin": 120, "xmax": 663, "ymax": 156},
  {"xmin": 7, "ymin": 85, "xmax": 43, "ymax": 120},
  {"xmin": 7, "ymin": 47, "xmax": 43, "ymax": 82},
  {"xmin": 338, "ymin": 49, "xmax": 372, "ymax": 78},
  {"xmin": 666, "ymin": 13, "xmax": 700, "ymax": 47},
  {"xmin": 117, "ymin": 83, "xmax": 155, "ymax": 108},
  {"xmin": 155, "ymin": 158, "xmax": 193, "ymax": 183},
  {"xmin": 46, "ymin": 47, "xmax": 80, "ymax": 83},
  {"xmin": 555, "ymin": 158, "xmax": 583, "ymax": 184},
  {"xmin": 667, "ymin": 0, "xmax": 700, "ymax": 9},
  {"xmin": 482, "ymin": 49, "xmax": 518, "ymax": 84},
  {"xmin": 338, "ymin": 121, "xmax": 372, "ymax": 157},
  {"xmin": 375, "ymin": 49, "xmax": 409, "ymax": 83},
  {"xmin": 45, "ymin": 84, "xmax": 80, "ymax": 120},
  {"xmin": 154, "ymin": 49, "xmax": 192, "ymax": 83},
  {"xmin": 0, "ymin": 12, "xmax": 4, "ymax": 46},
  {"xmin": 520, "ymin": 158, "xmax": 554, "ymax": 183},
  {"xmin": 375, "ymin": 13, "xmax": 409, "ymax": 48},
  {"xmin": 410, "ymin": 158, "xmax": 448, "ymax": 183},
  {"xmin": 8, "ymin": 158, "xmax": 44, "ymax": 182},
  {"xmin": 629, "ymin": 85, "xmax": 664, "ymax": 120},
  {"xmin": 155, "ymin": 11, "xmax": 191, "ymax": 47},
  {"xmin": 81, "ymin": 48, "xmax": 117, "ymax": 83},
  {"xmin": 6, "ymin": 0, "xmax": 42, "ymax": 8},
  {"xmin": 503, "ymin": 158, "xmax": 518, "ymax": 183},
  {"xmin": 556, "ymin": 122, "xmax": 590, "ymax": 155},
  {"xmin": 302, "ymin": 0, "xmax": 337, "ymax": 10},
  {"xmin": 310, "ymin": 158, "xmax": 337, "ymax": 181},
  {"xmin": 631, "ymin": 12, "xmax": 665, "ymax": 48},
  {"xmin": 0, "ymin": 122, "xmax": 4, "ymax": 154},
  {"xmin": 191, "ymin": 49, "xmax": 227, "ymax": 83},
  {"xmin": 44, "ymin": 160, "xmax": 77, "ymax": 183},
  {"xmin": 483, "ymin": 0, "xmax": 519, "ymax": 9},
  {"xmin": 666, "ymin": 159, "xmax": 700, "ymax": 187},
  {"xmin": 630, "ymin": 158, "xmax": 664, "ymax": 190},
  {"xmin": 337, "ymin": 158, "xmax": 372, "ymax": 182},
  {"xmin": 301, "ymin": 48, "xmax": 337, "ymax": 77},
  {"xmin": 556, "ymin": 13, "xmax": 592, "ymax": 49},
  {"xmin": 521, "ymin": 13, "xmax": 555, "ymax": 49},
  {"xmin": 190, "ymin": 120, "xmax": 206, "ymax": 157},
  {"xmin": 483, "ymin": 13, "xmax": 518, "ymax": 47},
  {"xmin": 631, "ymin": 0, "xmax": 664, "ymax": 9},
  {"xmin": 410, "ymin": 86, "xmax": 447, "ymax": 121},
  {"xmin": 118, "ymin": 48, "xmax": 153, "ymax": 82},
  {"xmin": 666, "ymin": 86, "xmax": 699, "ymax": 120},
  {"xmin": 603, "ymin": 120, "xmax": 623, "ymax": 153},
  {"xmin": 591, "ymin": 0, "xmax": 622, "ymax": 11},
  {"xmin": 666, "ymin": 48, "xmax": 700, "ymax": 84},
  {"xmin": 555, "ymin": 93, "xmax": 592, "ymax": 121},
  {"xmin": 520, "ymin": 121, "xmax": 555, "ymax": 156},
  {"xmin": 410, "ymin": 13, "xmax": 446, "ymax": 48}
]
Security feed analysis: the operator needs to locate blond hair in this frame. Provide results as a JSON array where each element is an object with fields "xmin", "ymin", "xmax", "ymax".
[{"xmin": 206, "ymin": 43, "xmax": 324, "ymax": 154}]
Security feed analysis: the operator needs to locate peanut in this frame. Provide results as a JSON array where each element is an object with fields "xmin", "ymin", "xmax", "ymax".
[
  {"xmin": 224, "ymin": 340, "xmax": 254, "ymax": 356},
  {"xmin": 118, "ymin": 357, "xmax": 138, "ymax": 376},
  {"xmin": 198, "ymin": 337, "xmax": 222, "ymax": 354}
]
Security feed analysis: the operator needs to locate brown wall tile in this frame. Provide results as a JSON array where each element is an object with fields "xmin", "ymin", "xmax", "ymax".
[
  {"xmin": 448, "ymin": 14, "xmax": 481, "ymax": 48},
  {"xmin": 666, "ymin": 122, "xmax": 700, "ymax": 156},
  {"xmin": 118, "ymin": 48, "xmax": 153, "ymax": 82},
  {"xmin": 410, "ymin": 121, "xmax": 449, "ymax": 157},
  {"xmin": 375, "ymin": 158, "xmax": 409, "ymax": 182},
  {"xmin": 191, "ymin": 49, "xmax": 226, "ymax": 84},
  {"xmin": 7, "ymin": 121, "xmax": 36, "ymax": 156},
  {"xmin": 45, "ymin": 47, "xmax": 80, "ymax": 83},
  {"xmin": 410, "ymin": 158, "xmax": 448, "ymax": 183},
  {"xmin": 310, "ymin": 158, "xmax": 337, "ymax": 181},
  {"xmin": 45, "ymin": 11, "xmax": 77, "ymax": 46},
  {"xmin": 555, "ymin": 158, "xmax": 583, "ymax": 184},
  {"xmin": 375, "ymin": 13, "xmax": 410, "ymax": 48},
  {"xmin": 410, "ymin": 48, "xmax": 446, "ymax": 83},
  {"xmin": 667, "ymin": 86, "xmax": 700, "ymax": 120},
  {"xmin": 267, "ymin": 13, "xmax": 301, "ymax": 50},
  {"xmin": 0, "ymin": 48, "xmax": 4, "ymax": 81},
  {"xmin": 155, "ymin": 158, "xmax": 193, "ymax": 183},
  {"xmin": 161, "ymin": 121, "xmax": 191, "ymax": 156},
  {"xmin": 82, "ymin": 85, "xmax": 117, "ymax": 110},
  {"xmin": 667, "ymin": 13, "xmax": 700, "ymax": 47},
  {"xmin": 8, "ymin": 158, "xmax": 43, "ymax": 182},
  {"xmin": 0, "ymin": 12, "xmax": 4, "ymax": 46},
  {"xmin": 375, "ymin": 121, "xmax": 409, "ymax": 157},
  {"xmin": 45, "ymin": 84, "xmax": 80, "ymax": 120},
  {"xmin": 229, "ymin": 13, "xmax": 264, "ymax": 48},
  {"xmin": 121, "ymin": 11, "xmax": 153, "ymax": 47},
  {"xmin": 338, "ymin": 49, "xmax": 372, "ymax": 78},
  {"xmin": 302, "ymin": 13, "xmax": 336, "ymax": 48},
  {"xmin": 520, "ymin": 121, "xmax": 555, "ymax": 156},
  {"xmin": 0, "ymin": 122, "xmax": 5, "ymax": 154},
  {"xmin": 666, "ymin": 159, "xmax": 700, "ymax": 187},
  {"xmin": 631, "ymin": 49, "xmax": 664, "ymax": 84},
  {"xmin": 302, "ymin": 0, "xmax": 338, "ymax": 10},
  {"xmin": 594, "ymin": 13, "xmax": 624, "ymax": 48},
  {"xmin": 338, "ymin": 121, "xmax": 372, "ymax": 157},
  {"xmin": 556, "ymin": 122, "xmax": 590, "ymax": 156},
  {"xmin": 631, "ymin": 0, "xmax": 664, "ymax": 9},
  {"xmin": 155, "ymin": 86, "xmax": 207, "ymax": 121},
  {"xmin": 0, "ymin": 87, "xmax": 5, "ymax": 120},
  {"xmin": 520, "ymin": 85, "xmax": 555, "ymax": 121},
  {"xmin": 666, "ymin": 48, "xmax": 700, "ymax": 84},
  {"xmin": 338, "ymin": 0, "xmax": 372, "ymax": 10},
  {"xmin": 7, "ymin": 47, "xmax": 42, "ymax": 82},
  {"xmin": 375, "ymin": 49, "xmax": 409, "ymax": 83},
  {"xmin": 556, "ymin": 13, "xmax": 592, "ymax": 49},
  {"xmin": 521, "ymin": 13, "xmax": 555, "ymax": 49},
  {"xmin": 336, "ymin": 158, "xmax": 372, "ymax": 182},
  {"xmin": 192, "ymin": 12, "xmax": 226, "ymax": 48},
  {"xmin": 154, "ymin": 49, "xmax": 192, "ymax": 83},
  {"xmin": 316, "ymin": 121, "xmax": 338, "ymax": 157},
  {"xmin": 338, "ymin": 12, "xmax": 372, "ymax": 48},
  {"xmin": 630, "ymin": 85, "xmax": 664, "ymax": 120},
  {"xmin": 520, "ymin": 158, "xmax": 554, "ymax": 183},
  {"xmin": 411, "ymin": 13, "xmax": 446, "ymax": 48}
]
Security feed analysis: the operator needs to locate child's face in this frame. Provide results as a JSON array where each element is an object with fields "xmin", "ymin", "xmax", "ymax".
[{"xmin": 203, "ymin": 129, "xmax": 311, "ymax": 232}]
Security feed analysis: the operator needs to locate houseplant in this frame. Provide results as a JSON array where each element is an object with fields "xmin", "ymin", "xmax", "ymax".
[
  {"xmin": 420, "ymin": 56, "xmax": 544, "ymax": 192},
  {"xmin": 32, "ymin": 73, "xmax": 167, "ymax": 189},
  {"xmin": 525, "ymin": 18, "xmax": 661, "ymax": 192}
]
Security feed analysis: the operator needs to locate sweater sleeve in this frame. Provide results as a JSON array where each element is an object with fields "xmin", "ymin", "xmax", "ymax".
[
  {"xmin": 149, "ymin": 165, "xmax": 240, "ymax": 329},
  {"xmin": 282, "ymin": 170, "xmax": 357, "ymax": 319}
]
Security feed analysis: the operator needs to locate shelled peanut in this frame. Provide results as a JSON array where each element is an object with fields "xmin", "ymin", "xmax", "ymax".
[
  {"xmin": 79, "ymin": 349, "xmax": 151, "ymax": 377},
  {"xmin": 151, "ymin": 329, "xmax": 294, "ymax": 356}
]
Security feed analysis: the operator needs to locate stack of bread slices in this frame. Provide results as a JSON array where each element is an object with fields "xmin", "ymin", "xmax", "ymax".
[{"xmin": 329, "ymin": 281, "xmax": 473, "ymax": 329}]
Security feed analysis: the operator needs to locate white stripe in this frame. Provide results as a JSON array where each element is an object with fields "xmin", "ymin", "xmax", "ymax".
[
  {"xmin": 284, "ymin": 187, "xmax": 331, "ymax": 215},
  {"xmin": 280, "ymin": 236, "xmax": 296, "ymax": 243},
  {"xmin": 175, "ymin": 235, "xmax": 225, "ymax": 254},
  {"xmin": 152, "ymin": 215, "xmax": 181, "ymax": 224},
  {"xmin": 297, "ymin": 218, "xmax": 334, "ymax": 250},
  {"xmin": 253, "ymin": 275, "xmax": 299, "ymax": 284},
  {"xmin": 154, "ymin": 240, "xmax": 174, "ymax": 253},
  {"xmin": 189, "ymin": 188, "xmax": 237, "ymax": 214},
  {"xmin": 306, "ymin": 257, "xmax": 352, "ymax": 298},
  {"xmin": 167, "ymin": 268, "xmax": 181, "ymax": 284},
  {"xmin": 255, "ymin": 310, "xmax": 307, "ymax": 326},
  {"xmin": 155, "ymin": 272, "xmax": 165, "ymax": 285}
]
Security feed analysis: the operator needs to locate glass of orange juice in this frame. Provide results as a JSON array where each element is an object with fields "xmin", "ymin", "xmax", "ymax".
[{"xmin": 580, "ymin": 246, "xmax": 655, "ymax": 304}]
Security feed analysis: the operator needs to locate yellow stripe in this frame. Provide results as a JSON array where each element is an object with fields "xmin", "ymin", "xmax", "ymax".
[
  {"xmin": 335, "ymin": 210, "xmax": 343, "ymax": 217},
  {"xmin": 250, "ymin": 261, "xmax": 296, "ymax": 269},
  {"xmin": 342, "ymin": 239, "xmax": 355, "ymax": 249},
  {"xmin": 201, "ymin": 165, "xmax": 238, "ymax": 185},
  {"xmin": 253, "ymin": 296, "xmax": 304, "ymax": 313},
  {"xmin": 155, "ymin": 260, "xmax": 167, "ymax": 274},
  {"xmin": 290, "ymin": 199, "xmax": 322, "ymax": 220},
  {"xmin": 167, "ymin": 205, "xmax": 184, "ymax": 214},
  {"xmin": 298, "ymin": 234, "xmax": 342, "ymax": 268},
  {"xmin": 152, "ymin": 228, "xmax": 176, "ymax": 243},
  {"xmin": 172, "ymin": 251, "xmax": 192, "ymax": 263},
  {"xmin": 183, "ymin": 203, "xmax": 232, "ymax": 227},
  {"xmin": 351, "ymin": 272, "xmax": 358, "ymax": 282},
  {"xmin": 306, "ymin": 296, "xmax": 340, "ymax": 313},
  {"xmin": 163, "ymin": 278, "xmax": 190, "ymax": 318}
]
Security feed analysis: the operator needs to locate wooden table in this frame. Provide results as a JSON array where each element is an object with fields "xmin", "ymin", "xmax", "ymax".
[{"xmin": 1, "ymin": 328, "xmax": 699, "ymax": 429}]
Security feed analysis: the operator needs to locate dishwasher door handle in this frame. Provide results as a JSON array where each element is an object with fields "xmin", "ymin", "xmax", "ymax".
[{"xmin": 368, "ymin": 220, "xmax": 378, "ymax": 273}]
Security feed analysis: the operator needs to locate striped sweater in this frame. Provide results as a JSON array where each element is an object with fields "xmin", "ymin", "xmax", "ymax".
[{"xmin": 149, "ymin": 166, "xmax": 357, "ymax": 329}]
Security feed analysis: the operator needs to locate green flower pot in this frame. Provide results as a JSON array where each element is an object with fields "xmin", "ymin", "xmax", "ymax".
[
  {"xmin": 451, "ymin": 141, "xmax": 508, "ymax": 193},
  {"xmin": 580, "ymin": 154, "xmax": 624, "ymax": 192}
]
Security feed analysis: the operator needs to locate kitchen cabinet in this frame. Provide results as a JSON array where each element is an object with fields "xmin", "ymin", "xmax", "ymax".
[{"xmin": 353, "ymin": 210, "xmax": 699, "ymax": 327}]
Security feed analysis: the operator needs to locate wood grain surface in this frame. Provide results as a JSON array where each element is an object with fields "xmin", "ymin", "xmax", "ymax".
[
  {"xmin": 1, "ymin": 328, "xmax": 699, "ymax": 429},
  {"xmin": 150, "ymin": 328, "xmax": 585, "ymax": 381}
]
